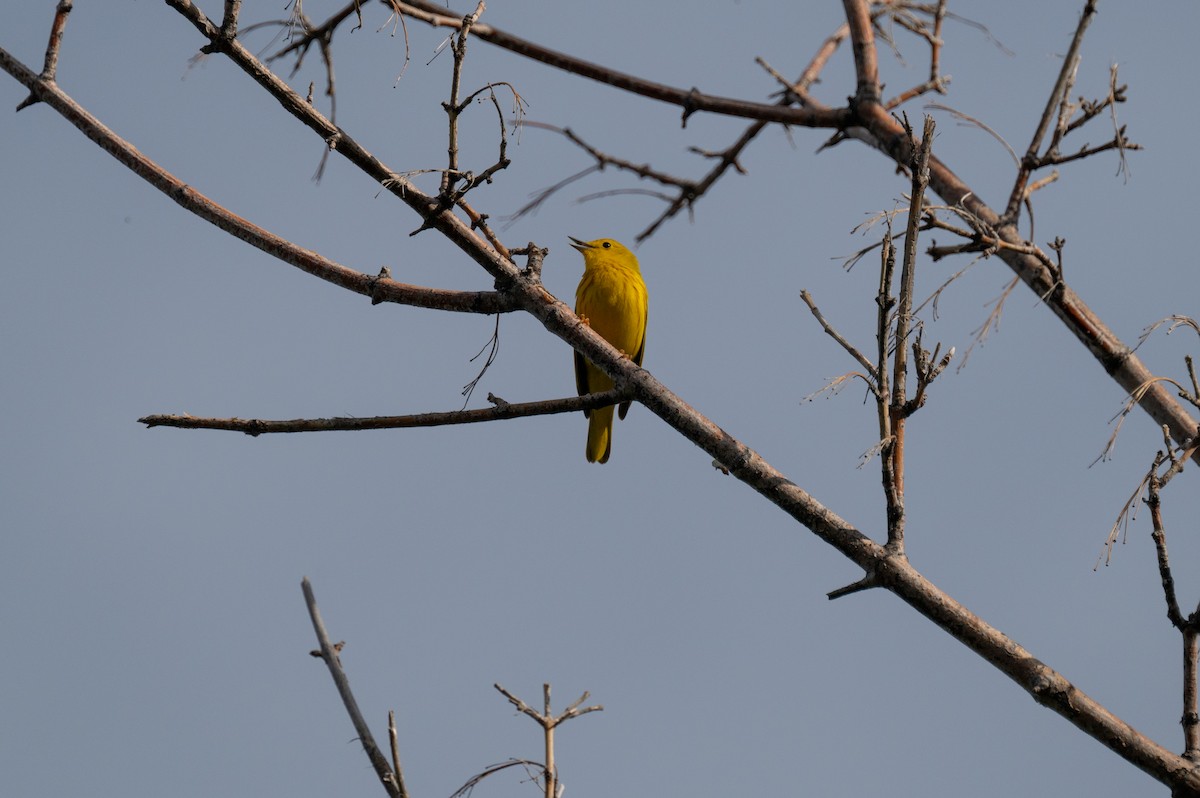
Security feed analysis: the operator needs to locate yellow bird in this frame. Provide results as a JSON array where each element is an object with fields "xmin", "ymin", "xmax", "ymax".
[{"xmin": 571, "ymin": 236, "xmax": 648, "ymax": 464}]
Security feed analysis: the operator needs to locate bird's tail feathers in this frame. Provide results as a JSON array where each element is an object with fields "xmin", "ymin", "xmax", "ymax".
[{"xmin": 586, "ymin": 405, "xmax": 614, "ymax": 464}]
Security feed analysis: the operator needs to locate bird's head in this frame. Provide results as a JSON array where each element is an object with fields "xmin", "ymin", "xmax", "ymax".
[{"xmin": 569, "ymin": 237, "xmax": 638, "ymax": 270}]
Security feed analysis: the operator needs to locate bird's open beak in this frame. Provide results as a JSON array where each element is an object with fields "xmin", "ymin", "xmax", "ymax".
[{"xmin": 568, "ymin": 236, "xmax": 592, "ymax": 252}]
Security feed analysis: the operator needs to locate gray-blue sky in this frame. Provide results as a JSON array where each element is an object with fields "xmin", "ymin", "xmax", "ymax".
[{"xmin": 3, "ymin": 2, "xmax": 1199, "ymax": 796}]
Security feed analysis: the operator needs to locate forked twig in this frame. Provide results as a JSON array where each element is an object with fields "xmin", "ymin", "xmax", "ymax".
[
  {"xmin": 494, "ymin": 683, "xmax": 602, "ymax": 798},
  {"xmin": 16, "ymin": 0, "xmax": 73, "ymax": 111}
]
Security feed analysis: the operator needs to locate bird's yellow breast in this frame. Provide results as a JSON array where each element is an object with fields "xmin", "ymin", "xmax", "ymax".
[{"xmin": 575, "ymin": 261, "xmax": 647, "ymax": 358}]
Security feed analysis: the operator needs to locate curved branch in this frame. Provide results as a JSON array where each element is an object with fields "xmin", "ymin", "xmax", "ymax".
[
  {"xmin": 0, "ymin": 46, "xmax": 516, "ymax": 316},
  {"xmin": 396, "ymin": 0, "xmax": 850, "ymax": 129}
]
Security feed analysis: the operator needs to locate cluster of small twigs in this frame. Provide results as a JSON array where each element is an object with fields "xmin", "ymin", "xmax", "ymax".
[
  {"xmin": 1096, "ymin": 420, "xmax": 1200, "ymax": 760},
  {"xmin": 493, "ymin": 683, "xmax": 602, "ymax": 798},
  {"xmin": 804, "ymin": 115, "xmax": 953, "ymax": 598},
  {"xmin": 1100, "ymin": 318, "xmax": 1200, "ymax": 553},
  {"xmin": 1096, "ymin": 317, "xmax": 1200, "ymax": 470},
  {"xmin": 1093, "ymin": 314, "xmax": 1200, "ymax": 757},
  {"xmin": 419, "ymin": 2, "xmax": 524, "ymax": 243},
  {"xmin": 303, "ymin": 578, "xmax": 601, "ymax": 798},
  {"xmin": 507, "ymin": 0, "xmax": 955, "ymax": 243}
]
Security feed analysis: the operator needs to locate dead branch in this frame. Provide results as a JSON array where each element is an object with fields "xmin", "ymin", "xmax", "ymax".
[
  {"xmin": 1144, "ymin": 455, "xmax": 1200, "ymax": 760},
  {"xmin": 387, "ymin": 710, "xmax": 410, "ymax": 798},
  {"xmin": 494, "ymin": 683, "xmax": 602, "ymax": 798},
  {"xmin": 302, "ymin": 577, "xmax": 404, "ymax": 798},
  {"xmin": 138, "ymin": 389, "xmax": 630, "ymax": 435},
  {"xmin": 440, "ymin": 1, "xmax": 487, "ymax": 200},
  {"xmin": 801, "ymin": 290, "xmax": 879, "ymax": 383},
  {"xmin": 1006, "ymin": 0, "xmax": 1097, "ymax": 219}
]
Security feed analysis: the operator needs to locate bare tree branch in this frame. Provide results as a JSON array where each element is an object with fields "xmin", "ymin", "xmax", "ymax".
[
  {"xmin": 0, "ymin": 44, "xmax": 518, "ymax": 315},
  {"xmin": 302, "ymin": 577, "xmax": 403, "ymax": 798},
  {"xmin": 396, "ymin": 0, "xmax": 850, "ymax": 129},
  {"xmin": 494, "ymin": 683, "xmax": 603, "ymax": 798},
  {"xmin": 1006, "ymin": 0, "xmax": 1098, "ymax": 219},
  {"xmin": 139, "ymin": 390, "xmax": 629, "ymax": 435}
]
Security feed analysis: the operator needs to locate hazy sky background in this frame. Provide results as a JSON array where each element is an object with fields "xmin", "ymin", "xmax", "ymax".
[{"xmin": 4, "ymin": 2, "xmax": 1200, "ymax": 796}]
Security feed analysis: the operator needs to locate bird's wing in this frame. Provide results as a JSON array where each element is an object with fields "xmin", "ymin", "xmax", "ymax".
[
  {"xmin": 619, "ymin": 304, "xmax": 647, "ymax": 420},
  {"xmin": 632, "ymin": 308, "xmax": 647, "ymax": 368}
]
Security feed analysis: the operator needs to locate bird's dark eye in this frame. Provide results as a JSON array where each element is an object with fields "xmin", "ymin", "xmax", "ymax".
[{"xmin": 602, "ymin": 241, "xmax": 611, "ymax": 248}]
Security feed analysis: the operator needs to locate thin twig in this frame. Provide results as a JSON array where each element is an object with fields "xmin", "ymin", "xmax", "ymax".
[
  {"xmin": 1147, "ymin": 458, "xmax": 1184, "ymax": 628},
  {"xmin": 881, "ymin": 115, "xmax": 935, "ymax": 552},
  {"xmin": 440, "ymin": 2, "xmax": 486, "ymax": 197},
  {"xmin": 1093, "ymin": 377, "xmax": 1190, "ymax": 465},
  {"xmin": 801, "ymin": 290, "xmax": 878, "ymax": 383},
  {"xmin": 387, "ymin": 711, "xmax": 410, "ymax": 798},
  {"xmin": 925, "ymin": 102, "xmax": 1018, "ymax": 166},
  {"xmin": 460, "ymin": 313, "xmax": 501, "ymax": 407},
  {"xmin": 873, "ymin": 222, "xmax": 897, "ymax": 549},
  {"xmin": 1004, "ymin": 0, "xmax": 1097, "ymax": 220},
  {"xmin": 448, "ymin": 759, "xmax": 544, "ymax": 798},
  {"xmin": 1145, "ymin": 456, "xmax": 1200, "ymax": 760},
  {"xmin": 507, "ymin": 122, "xmax": 695, "ymax": 228},
  {"xmin": 956, "ymin": 276, "xmax": 1019, "ymax": 371}
]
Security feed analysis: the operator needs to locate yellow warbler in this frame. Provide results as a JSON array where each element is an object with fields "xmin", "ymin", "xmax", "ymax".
[{"xmin": 571, "ymin": 236, "xmax": 648, "ymax": 464}]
